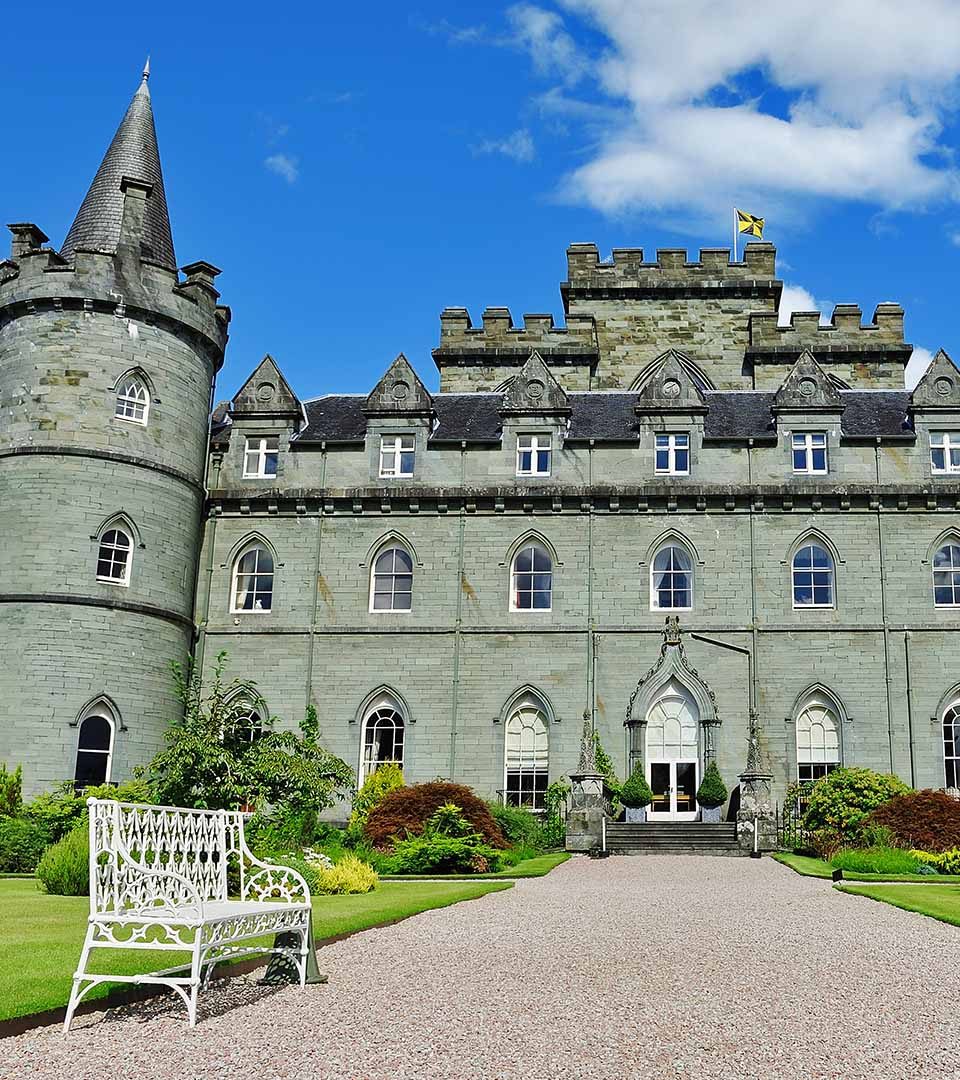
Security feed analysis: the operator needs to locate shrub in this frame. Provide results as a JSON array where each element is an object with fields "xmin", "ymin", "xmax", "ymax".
[
  {"xmin": 36, "ymin": 827, "xmax": 89, "ymax": 896},
  {"xmin": 364, "ymin": 781, "xmax": 507, "ymax": 849},
  {"xmin": 911, "ymin": 848, "xmax": 960, "ymax": 874},
  {"xmin": 349, "ymin": 765, "xmax": 404, "ymax": 836},
  {"xmin": 268, "ymin": 854, "xmax": 321, "ymax": 895},
  {"xmin": 0, "ymin": 764, "xmax": 23, "ymax": 817},
  {"xmin": 541, "ymin": 779, "xmax": 571, "ymax": 850},
  {"xmin": 830, "ymin": 847, "xmax": 923, "ymax": 875},
  {"xmin": 22, "ymin": 783, "xmax": 87, "ymax": 843},
  {"xmin": 313, "ymin": 853, "xmax": 378, "ymax": 894},
  {"xmin": 809, "ymin": 828, "xmax": 844, "ymax": 861},
  {"xmin": 0, "ymin": 817, "xmax": 51, "ymax": 872},
  {"xmin": 620, "ymin": 765, "xmax": 653, "ymax": 809},
  {"xmin": 488, "ymin": 802, "xmax": 544, "ymax": 850},
  {"xmin": 868, "ymin": 790, "xmax": 960, "ymax": 853},
  {"xmin": 696, "ymin": 761, "xmax": 728, "ymax": 810},
  {"xmin": 387, "ymin": 833, "xmax": 504, "ymax": 874},
  {"xmin": 802, "ymin": 768, "xmax": 910, "ymax": 839}
]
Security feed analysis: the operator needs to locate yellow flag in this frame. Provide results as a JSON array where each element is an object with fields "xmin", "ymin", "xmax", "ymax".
[{"xmin": 736, "ymin": 209, "xmax": 764, "ymax": 238}]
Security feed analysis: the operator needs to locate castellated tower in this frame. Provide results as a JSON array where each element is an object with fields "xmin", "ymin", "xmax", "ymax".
[{"xmin": 0, "ymin": 69, "xmax": 229, "ymax": 793}]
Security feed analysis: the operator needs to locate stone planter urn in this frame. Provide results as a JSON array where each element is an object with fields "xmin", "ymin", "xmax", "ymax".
[
  {"xmin": 700, "ymin": 805, "xmax": 723, "ymax": 824},
  {"xmin": 625, "ymin": 806, "xmax": 647, "ymax": 823}
]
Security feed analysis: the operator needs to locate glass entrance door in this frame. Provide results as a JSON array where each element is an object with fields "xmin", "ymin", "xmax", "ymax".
[{"xmin": 646, "ymin": 760, "xmax": 699, "ymax": 821}]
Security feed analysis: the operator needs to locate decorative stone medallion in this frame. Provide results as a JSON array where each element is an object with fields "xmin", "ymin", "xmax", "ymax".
[
  {"xmin": 256, "ymin": 382, "xmax": 276, "ymax": 403},
  {"xmin": 798, "ymin": 377, "xmax": 817, "ymax": 397},
  {"xmin": 935, "ymin": 376, "xmax": 953, "ymax": 397},
  {"xmin": 662, "ymin": 379, "xmax": 681, "ymax": 398},
  {"xmin": 392, "ymin": 380, "xmax": 410, "ymax": 401},
  {"xmin": 527, "ymin": 379, "xmax": 545, "ymax": 401}
]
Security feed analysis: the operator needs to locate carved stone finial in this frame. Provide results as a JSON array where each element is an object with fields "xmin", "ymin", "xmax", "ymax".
[
  {"xmin": 576, "ymin": 711, "xmax": 597, "ymax": 773},
  {"xmin": 663, "ymin": 614, "xmax": 681, "ymax": 646},
  {"xmin": 744, "ymin": 709, "xmax": 769, "ymax": 774}
]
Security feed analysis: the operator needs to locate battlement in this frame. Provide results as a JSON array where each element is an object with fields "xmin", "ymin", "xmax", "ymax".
[
  {"xmin": 563, "ymin": 242, "xmax": 778, "ymax": 292},
  {"xmin": 749, "ymin": 304, "xmax": 907, "ymax": 353},
  {"xmin": 435, "ymin": 307, "xmax": 597, "ymax": 360}
]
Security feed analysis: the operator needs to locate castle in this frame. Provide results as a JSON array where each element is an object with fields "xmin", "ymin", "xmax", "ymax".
[{"xmin": 3, "ymin": 73, "xmax": 960, "ymax": 824}]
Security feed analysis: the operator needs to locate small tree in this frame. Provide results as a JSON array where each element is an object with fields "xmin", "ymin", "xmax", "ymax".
[
  {"xmin": 803, "ymin": 767, "xmax": 911, "ymax": 840},
  {"xmin": 349, "ymin": 764, "xmax": 404, "ymax": 836},
  {"xmin": 696, "ymin": 761, "xmax": 728, "ymax": 810},
  {"xmin": 620, "ymin": 765, "xmax": 653, "ymax": 809},
  {"xmin": 0, "ymin": 764, "xmax": 22, "ymax": 818}
]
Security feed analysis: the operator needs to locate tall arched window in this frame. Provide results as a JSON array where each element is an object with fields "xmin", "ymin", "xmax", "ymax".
[
  {"xmin": 370, "ymin": 546, "xmax": 414, "ymax": 612},
  {"xmin": 792, "ymin": 541, "xmax": 834, "ymax": 608},
  {"xmin": 504, "ymin": 697, "xmax": 549, "ymax": 810},
  {"xmin": 225, "ymin": 696, "xmax": 269, "ymax": 749},
  {"xmin": 510, "ymin": 542, "xmax": 552, "ymax": 611},
  {"xmin": 75, "ymin": 705, "xmax": 116, "ymax": 787},
  {"xmin": 96, "ymin": 525, "xmax": 133, "ymax": 586},
  {"xmin": 115, "ymin": 374, "xmax": 150, "ymax": 425},
  {"xmin": 944, "ymin": 702, "xmax": 960, "ymax": 789},
  {"xmin": 650, "ymin": 542, "xmax": 693, "ymax": 611},
  {"xmin": 360, "ymin": 696, "xmax": 405, "ymax": 781},
  {"xmin": 796, "ymin": 696, "xmax": 841, "ymax": 782},
  {"xmin": 933, "ymin": 542, "xmax": 960, "ymax": 607},
  {"xmin": 232, "ymin": 543, "xmax": 274, "ymax": 613}
]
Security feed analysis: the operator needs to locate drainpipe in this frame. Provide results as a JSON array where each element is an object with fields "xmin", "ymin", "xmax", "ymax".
[
  {"xmin": 448, "ymin": 440, "xmax": 467, "ymax": 779},
  {"xmin": 192, "ymin": 374, "xmax": 219, "ymax": 687},
  {"xmin": 904, "ymin": 631, "xmax": 917, "ymax": 787},
  {"xmin": 876, "ymin": 439, "xmax": 896, "ymax": 773},
  {"xmin": 747, "ymin": 438, "xmax": 759, "ymax": 714},
  {"xmin": 194, "ymin": 450, "xmax": 222, "ymax": 681},
  {"xmin": 304, "ymin": 441, "xmax": 327, "ymax": 715},
  {"xmin": 587, "ymin": 439, "xmax": 596, "ymax": 729}
]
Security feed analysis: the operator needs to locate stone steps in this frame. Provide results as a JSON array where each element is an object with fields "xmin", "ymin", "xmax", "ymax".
[{"xmin": 604, "ymin": 822, "xmax": 742, "ymax": 855}]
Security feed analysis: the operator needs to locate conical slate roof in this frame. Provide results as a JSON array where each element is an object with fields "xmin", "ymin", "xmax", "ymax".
[{"xmin": 61, "ymin": 70, "xmax": 175, "ymax": 269}]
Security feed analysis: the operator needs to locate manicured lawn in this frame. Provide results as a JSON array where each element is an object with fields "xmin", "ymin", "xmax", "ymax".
[
  {"xmin": 0, "ymin": 877, "xmax": 512, "ymax": 1022},
  {"xmin": 837, "ymin": 883, "xmax": 960, "ymax": 928},
  {"xmin": 772, "ymin": 852, "xmax": 960, "ymax": 884},
  {"xmin": 381, "ymin": 852, "xmax": 571, "ymax": 880}
]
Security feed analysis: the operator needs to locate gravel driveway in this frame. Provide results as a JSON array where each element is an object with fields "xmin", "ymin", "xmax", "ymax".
[{"xmin": 6, "ymin": 856, "xmax": 959, "ymax": 1080}]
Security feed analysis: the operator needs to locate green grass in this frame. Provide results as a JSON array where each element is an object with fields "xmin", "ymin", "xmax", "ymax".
[
  {"xmin": 0, "ymin": 877, "xmax": 512, "ymax": 1023},
  {"xmin": 772, "ymin": 852, "xmax": 960, "ymax": 883},
  {"xmin": 837, "ymin": 883, "xmax": 960, "ymax": 928},
  {"xmin": 381, "ymin": 852, "xmax": 571, "ymax": 880}
]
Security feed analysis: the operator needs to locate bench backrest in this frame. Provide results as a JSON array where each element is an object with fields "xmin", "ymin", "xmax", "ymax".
[{"xmin": 88, "ymin": 799, "xmax": 246, "ymax": 915}]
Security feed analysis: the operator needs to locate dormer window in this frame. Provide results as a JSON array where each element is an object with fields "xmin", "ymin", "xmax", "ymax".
[
  {"xmin": 931, "ymin": 432, "xmax": 960, "ymax": 475},
  {"xmin": 243, "ymin": 436, "xmax": 279, "ymax": 479},
  {"xmin": 517, "ymin": 434, "xmax": 551, "ymax": 477},
  {"xmin": 380, "ymin": 435, "xmax": 415, "ymax": 478},
  {"xmin": 654, "ymin": 433, "xmax": 689, "ymax": 475},
  {"xmin": 792, "ymin": 432, "xmax": 827, "ymax": 475}
]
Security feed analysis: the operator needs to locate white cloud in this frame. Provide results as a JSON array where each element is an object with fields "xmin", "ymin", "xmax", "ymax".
[
  {"xmin": 471, "ymin": 129, "xmax": 536, "ymax": 163},
  {"xmin": 949, "ymin": 230, "xmax": 960, "ymax": 247},
  {"xmin": 504, "ymin": 1, "xmax": 960, "ymax": 221},
  {"xmin": 905, "ymin": 346, "xmax": 936, "ymax": 390},
  {"xmin": 778, "ymin": 284, "xmax": 832, "ymax": 327},
  {"xmin": 264, "ymin": 154, "xmax": 300, "ymax": 184}
]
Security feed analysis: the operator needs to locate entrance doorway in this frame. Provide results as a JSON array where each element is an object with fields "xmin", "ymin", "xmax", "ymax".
[{"xmin": 645, "ymin": 680, "xmax": 700, "ymax": 822}]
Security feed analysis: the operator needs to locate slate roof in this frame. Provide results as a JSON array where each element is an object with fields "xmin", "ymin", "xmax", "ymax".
[
  {"xmin": 61, "ymin": 75, "xmax": 176, "ymax": 270},
  {"xmin": 292, "ymin": 390, "xmax": 915, "ymax": 445}
]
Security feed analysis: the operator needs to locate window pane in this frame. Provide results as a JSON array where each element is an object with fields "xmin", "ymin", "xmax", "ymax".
[
  {"xmin": 515, "ymin": 548, "xmax": 533, "ymax": 573},
  {"xmin": 811, "ymin": 448, "xmax": 826, "ymax": 471},
  {"xmin": 675, "ymin": 448, "xmax": 689, "ymax": 472},
  {"xmin": 532, "ymin": 547, "xmax": 551, "ymax": 572},
  {"xmin": 78, "ymin": 715, "xmax": 111, "ymax": 751},
  {"xmin": 793, "ymin": 449, "xmax": 807, "ymax": 471},
  {"xmin": 536, "ymin": 449, "xmax": 551, "ymax": 472},
  {"xmin": 74, "ymin": 750, "xmax": 108, "ymax": 787},
  {"xmin": 399, "ymin": 451, "xmax": 415, "ymax": 474},
  {"xmin": 932, "ymin": 448, "xmax": 946, "ymax": 471},
  {"xmin": 655, "ymin": 449, "xmax": 670, "ymax": 471}
]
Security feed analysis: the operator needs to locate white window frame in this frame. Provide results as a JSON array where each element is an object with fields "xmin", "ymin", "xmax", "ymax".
[
  {"xmin": 75, "ymin": 709, "xmax": 116, "ymax": 787},
  {"xmin": 509, "ymin": 542, "xmax": 553, "ymax": 612},
  {"xmin": 359, "ymin": 699, "xmax": 405, "ymax": 784},
  {"xmin": 243, "ymin": 436, "xmax": 279, "ymax": 479},
  {"xmin": 654, "ymin": 432, "xmax": 690, "ymax": 476},
  {"xmin": 933, "ymin": 541, "xmax": 960, "ymax": 608},
  {"xmin": 231, "ymin": 543, "xmax": 275, "ymax": 614},
  {"xmin": 944, "ymin": 701, "xmax": 960, "ymax": 789},
  {"xmin": 796, "ymin": 698, "xmax": 841, "ymax": 782},
  {"xmin": 649, "ymin": 542, "xmax": 694, "ymax": 612},
  {"xmin": 792, "ymin": 432, "xmax": 828, "ymax": 475},
  {"xmin": 114, "ymin": 375, "xmax": 150, "ymax": 426},
  {"xmin": 96, "ymin": 526, "xmax": 133, "ymax": 587},
  {"xmin": 792, "ymin": 541, "xmax": 835, "ymax": 609},
  {"xmin": 369, "ymin": 546, "xmax": 414, "ymax": 614},
  {"xmin": 379, "ymin": 434, "xmax": 416, "ymax": 478},
  {"xmin": 504, "ymin": 700, "xmax": 549, "ymax": 812},
  {"xmin": 516, "ymin": 434, "xmax": 552, "ymax": 477},
  {"xmin": 930, "ymin": 432, "xmax": 960, "ymax": 475}
]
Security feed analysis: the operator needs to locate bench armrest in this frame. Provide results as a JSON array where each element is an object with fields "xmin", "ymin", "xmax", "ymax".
[
  {"xmin": 242, "ymin": 855, "xmax": 311, "ymax": 905},
  {"xmin": 111, "ymin": 861, "xmax": 205, "ymax": 920}
]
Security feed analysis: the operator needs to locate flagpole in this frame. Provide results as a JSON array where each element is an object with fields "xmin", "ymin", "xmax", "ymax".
[{"xmin": 733, "ymin": 208, "xmax": 738, "ymax": 262}]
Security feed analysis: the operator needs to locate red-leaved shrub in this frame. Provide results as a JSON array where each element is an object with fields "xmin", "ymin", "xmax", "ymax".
[
  {"xmin": 363, "ymin": 781, "xmax": 507, "ymax": 849},
  {"xmin": 867, "ymin": 790, "xmax": 960, "ymax": 852}
]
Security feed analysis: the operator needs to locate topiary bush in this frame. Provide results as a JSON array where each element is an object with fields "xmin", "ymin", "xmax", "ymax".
[
  {"xmin": 313, "ymin": 853, "xmax": 378, "ymax": 894},
  {"xmin": 696, "ymin": 761, "xmax": 728, "ymax": 810},
  {"xmin": 349, "ymin": 764, "xmax": 405, "ymax": 836},
  {"xmin": 619, "ymin": 765, "xmax": 653, "ymax": 809},
  {"xmin": 36, "ymin": 827, "xmax": 89, "ymax": 896},
  {"xmin": 868, "ymin": 790, "xmax": 960, "ymax": 852},
  {"xmin": 364, "ymin": 781, "xmax": 507, "ymax": 849},
  {"xmin": 802, "ymin": 767, "xmax": 910, "ymax": 840},
  {"xmin": 0, "ymin": 816, "xmax": 51, "ymax": 872}
]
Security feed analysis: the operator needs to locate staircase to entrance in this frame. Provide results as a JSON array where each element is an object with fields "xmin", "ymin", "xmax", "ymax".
[{"xmin": 604, "ymin": 821, "xmax": 741, "ymax": 855}]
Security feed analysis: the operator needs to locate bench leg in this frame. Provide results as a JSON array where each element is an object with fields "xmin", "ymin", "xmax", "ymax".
[
  {"xmin": 64, "ymin": 927, "xmax": 95, "ymax": 1034},
  {"xmin": 187, "ymin": 939, "xmax": 203, "ymax": 1028}
]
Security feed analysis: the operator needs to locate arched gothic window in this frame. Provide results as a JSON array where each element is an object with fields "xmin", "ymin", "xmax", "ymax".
[
  {"xmin": 796, "ymin": 697, "xmax": 841, "ymax": 782},
  {"xmin": 232, "ymin": 543, "xmax": 274, "ymax": 613},
  {"xmin": 96, "ymin": 525, "xmax": 133, "ymax": 586},
  {"xmin": 944, "ymin": 702, "xmax": 960, "ymax": 789},
  {"xmin": 504, "ymin": 697, "xmax": 549, "ymax": 810},
  {"xmin": 792, "ymin": 541, "xmax": 834, "ymax": 608},
  {"xmin": 510, "ymin": 542, "xmax": 552, "ymax": 611},
  {"xmin": 115, "ymin": 374, "xmax": 150, "ymax": 425},
  {"xmin": 650, "ymin": 542, "xmax": 693, "ymax": 611},
  {"xmin": 75, "ymin": 705, "xmax": 116, "ymax": 787},
  {"xmin": 370, "ymin": 546, "xmax": 414, "ymax": 612},
  {"xmin": 360, "ymin": 696, "xmax": 405, "ymax": 781},
  {"xmin": 933, "ymin": 542, "xmax": 960, "ymax": 607}
]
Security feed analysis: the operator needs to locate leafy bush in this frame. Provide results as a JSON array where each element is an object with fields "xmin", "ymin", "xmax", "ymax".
[
  {"xmin": 0, "ymin": 817, "xmax": 51, "ymax": 872},
  {"xmin": 911, "ymin": 848, "xmax": 960, "ymax": 874},
  {"xmin": 488, "ymin": 802, "xmax": 544, "ymax": 850},
  {"xmin": 387, "ymin": 833, "xmax": 504, "ymax": 874},
  {"xmin": 830, "ymin": 847, "xmax": 923, "ymax": 875},
  {"xmin": 22, "ymin": 777, "xmax": 153, "ymax": 845},
  {"xmin": 36, "ymin": 827, "xmax": 89, "ymax": 896},
  {"xmin": 349, "ymin": 765, "xmax": 404, "ymax": 836},
  {"xmin": 696, "ymin": 761, "xmax": 728, "ymax": 810},
  {"xmin": 364, "ymin": 781, "xmax": 507, "ymax": 849},
  {"xmin": 313, "ymin": 853, "xmax": 378, "ymax": 894},
  {"xmin": 868, "ymin": 790, "xmax": 960, "ymax": 853},
  {"xmin": 267, "ymin": 854, "xmax": 321, "ymax": 895},
  {"xmin": 0, "ymin": 764, "xmax": 23, "ymax": 817},
  {"xmin": 802, "ymin": 768, "xmax": 910, "ymax": 839},
  {"xmin": 541, "ymin": 779, "xmax": 570, "ymax": 850},
  {"xmin": 809, "ymin": 828, "xmax": 844, "ymax": 861},
  {"xmin": 246, "ymin": 805, "xmax": 333, "ymax": 859},
  {"xmin": 619, "ymin": 765, "xmax": 653, "ymax": 809}
]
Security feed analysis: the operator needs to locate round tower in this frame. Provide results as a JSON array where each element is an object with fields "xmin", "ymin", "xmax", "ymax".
[{"xmin": 0, "ymin": 68, "xmax": 230, "ymax": 793}]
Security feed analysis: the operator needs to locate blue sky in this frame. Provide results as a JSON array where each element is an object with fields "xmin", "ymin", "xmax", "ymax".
[{"xmin": 3, "ymin": 1, "xmax": 958, "ymax": 397}]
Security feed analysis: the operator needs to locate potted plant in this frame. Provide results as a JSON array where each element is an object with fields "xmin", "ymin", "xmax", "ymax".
[
  {"xmin": 619, "ymin": 764, "xmax": 653, "ymax": 823},
  {"xmin": 697, "ymin": 761, "xmax": 728, "ymax": 823}
]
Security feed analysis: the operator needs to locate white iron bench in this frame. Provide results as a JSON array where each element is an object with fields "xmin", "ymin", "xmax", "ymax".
[{"xmin": 64, "ymin": 798, "xmax": 312, "ymax": 1030}]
